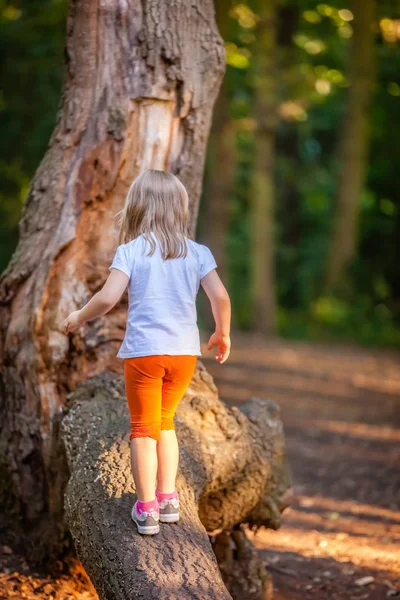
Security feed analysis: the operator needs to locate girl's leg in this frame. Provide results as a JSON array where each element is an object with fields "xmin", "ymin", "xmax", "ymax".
[
  {"xmin": 156, "ymin": 430, "xmax": 179, "ymax": 493},
  {"xmin": 157, "ymin": 355, "xmax": 197, "ymax": 492},
  {"xmin": 130, "ymin": 438, "xmax": 158, "ymax": 501},
  {"xmin": 124, "ymin": 356, "xmax": 164, "ymax": 502}
]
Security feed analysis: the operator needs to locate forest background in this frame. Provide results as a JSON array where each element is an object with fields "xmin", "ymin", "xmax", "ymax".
[{"xmin": 1, "ymin": 0, "xmax": 399, "ymax": 347}]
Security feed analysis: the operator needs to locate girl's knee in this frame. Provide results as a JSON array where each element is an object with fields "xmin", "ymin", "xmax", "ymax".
[
  {"xmin": 160, "ymin": 416, "xmax": 175, "ymax": 430},
  {"xmin": 130, "ymin": 421, "xmax": 161, "ymax": 441}
]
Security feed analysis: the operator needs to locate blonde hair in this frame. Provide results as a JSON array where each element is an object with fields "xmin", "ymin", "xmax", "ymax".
[{"xmin": 117, "ymin": 169, "xmax": 191, "ymax": 259}]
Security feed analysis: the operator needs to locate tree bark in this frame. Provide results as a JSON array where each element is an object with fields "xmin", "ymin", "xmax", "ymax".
[
  {"xmin": 60, "ymin": 363, "xmax": 291, "ymax": 600},
  {"xmin": 325, "ymin": 0, "xmax": 376, "ymax": 289},
  {"xmin": 0, "ymin": 0, "xmax": 224, "ymax": 549},
  {"xmin": 250, "ymin": 0, "xmax": 278, "ymax": 335}
]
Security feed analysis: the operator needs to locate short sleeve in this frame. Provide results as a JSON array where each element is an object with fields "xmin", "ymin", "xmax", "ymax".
[
  {"xmin": 199, "ymin": 244, "xmax": 217, "ymax": 280},
  {"xmin": 109, "ymin": 244, "xmax": 131, "ymax": 279}
]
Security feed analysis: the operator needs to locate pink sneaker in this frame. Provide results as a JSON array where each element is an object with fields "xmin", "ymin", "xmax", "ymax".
[
  {"xmin": 156, "ymin": 489, "xmax": 179, "ymax": 523},
  {"xmin": 131, "ymin": 500, "xmax": 160, "ymax": 535}
]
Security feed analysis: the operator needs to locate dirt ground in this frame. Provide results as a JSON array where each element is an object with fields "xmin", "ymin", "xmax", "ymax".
[
  {"xmin": 1, "ymin": 333, "xmax": 399, "ymax": 599},
  {"xmin": 205, "ymin": 334, "xmax": 400, "ymax": 600}
]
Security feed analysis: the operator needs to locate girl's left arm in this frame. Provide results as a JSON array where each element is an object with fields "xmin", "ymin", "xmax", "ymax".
[{"xmin": 63, "ymin": 269, "xmax": 129, "ymax": 334}]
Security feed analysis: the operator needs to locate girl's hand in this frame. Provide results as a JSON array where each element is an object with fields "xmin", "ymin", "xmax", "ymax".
[
  {"xmin": 63, "ymin": 310, "xmax": 84, "ymax": 334},
  {"xmin": 207, "ymin": 331, "xmax": 231, "ymax": 364}
]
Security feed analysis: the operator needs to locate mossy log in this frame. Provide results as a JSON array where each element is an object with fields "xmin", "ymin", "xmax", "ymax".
[{"xmin": 60, "ymin": 363, "xmax": 291, "ymax": 600}]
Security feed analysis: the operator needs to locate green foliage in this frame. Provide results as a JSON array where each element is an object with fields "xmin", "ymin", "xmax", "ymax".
[
  {"xmin": 0, "ymin": 0, "xmax": 399, "ymax": 347},
  {"xmin": 279, "ymin": 295, "xmax": 400, "ymax": 348},
  {"xmin": 0, "ymin": 0, "xmax": 67, "ymax": 271},
  {"xmin": 200, "ymin": 0, "xmax": 400, "ymax": 347}
]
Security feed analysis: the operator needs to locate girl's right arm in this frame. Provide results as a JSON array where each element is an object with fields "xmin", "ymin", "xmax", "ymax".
[
  {"xmin": 63, "ymin": 268, "xmax": 129, "ymax": 334},
  {"xmin": 201, "ymin": 270, "xmax": 231, "ymax": 363}
]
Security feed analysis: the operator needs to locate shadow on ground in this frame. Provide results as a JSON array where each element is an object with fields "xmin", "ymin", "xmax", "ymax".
[{"xmin": 202, "ymin": 332, "xmax": 400, "ymax": 600}]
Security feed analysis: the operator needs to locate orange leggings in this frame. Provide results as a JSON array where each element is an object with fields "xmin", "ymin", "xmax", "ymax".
[{"xmin": 124, "ymin": 355, "xmax": 197, "ymax": 441}]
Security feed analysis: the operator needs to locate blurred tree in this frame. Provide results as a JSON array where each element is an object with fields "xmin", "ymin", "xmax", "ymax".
[
  {"xmin": 201, "ymin": 0, "xmax": 236, "ymax": 284},
  {"xmin": 250, "ymin": 0, "xmax": 278, "ymax": 334},
  {"xmin": 325, "ymin": 0, "xmax": 376, "ymax": 289},
  {"xmin": 202, "ymin": 91, "xmax": 236, "ymax": 282},
  {"xmin": 277, "ymin": 2, "xmax": 300, "ymax": 249}
]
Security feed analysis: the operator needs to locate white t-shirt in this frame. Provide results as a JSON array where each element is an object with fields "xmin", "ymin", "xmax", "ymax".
[{"xmin": 109, "ymin": 233, "xmax": 217, "ymax": 358}]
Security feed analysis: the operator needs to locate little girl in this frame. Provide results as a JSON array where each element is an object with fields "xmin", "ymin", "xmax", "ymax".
[{"xmin": 63, "ymin": 169, "xmax": 231, "ymax": 535}]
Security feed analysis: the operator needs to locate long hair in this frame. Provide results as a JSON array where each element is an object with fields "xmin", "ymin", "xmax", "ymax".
[{"xmin": 117, "ymin": 170, "xmax": 191, "ymax": 259}]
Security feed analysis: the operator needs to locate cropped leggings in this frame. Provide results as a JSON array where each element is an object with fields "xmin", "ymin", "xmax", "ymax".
[{"xmin": 124, "ymin": 355, "xmax": 198, "ymax": 441}]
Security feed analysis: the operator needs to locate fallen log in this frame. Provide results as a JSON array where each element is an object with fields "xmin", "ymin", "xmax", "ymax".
[{"xmin": 60, "ymin": 362, "xmax": 291, "ymax": 600}]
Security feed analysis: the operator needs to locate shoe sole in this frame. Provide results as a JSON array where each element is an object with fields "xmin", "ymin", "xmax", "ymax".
[
  {"xmin": 131, "ymin": 514, "xmax": 160, "ymax": 535},
  {"xmin": 159, "ymin": 513, "xmax": 179, "ymax": 523}
]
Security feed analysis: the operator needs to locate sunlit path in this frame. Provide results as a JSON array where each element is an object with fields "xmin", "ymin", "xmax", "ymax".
[{"xmin": 202, "ymin": 332, "xmax": 400, "ymax": 599}]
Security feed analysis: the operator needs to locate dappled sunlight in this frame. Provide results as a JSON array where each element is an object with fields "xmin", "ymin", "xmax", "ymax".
[
  {"xmin": 205, "ymin": 362, "xmax": 361, "ymax": 400},
  {"xmin": 296, "ymin": 494, "xmax": 400, "ymax": 524},
  {"xmin": 201, "ymin": 336, "xmax": 400, "ymax": 383},
  {"xmin": 248, "ymin": 493, "xmax": 400, "ymax": 572},
  {"xmin": 203, "ymin": 334, "xmax": 400, "ymax": 596},
  {"xmin": 285, "ymin": 436, "xmax": 398, "ymax": 466},
  {"xmin": 202, "ymin": 376, "xmax": 400, "ymax": 428},
  {"xmin": 352, "ymin": 373, "xmax": 400, "ymax": 395},
  {"xmin": 279, "ymin": 507, "xmax": 400, "ymax": 542},
  {"xmin": 248, "ymin": 520, "xmax": 399, "ymax": 574},
  {"xmin": 288, "ymin": 418, "xmax": 400, "ymax": 442},
  {"xmin": 249, "ymin": 525, "xmax": 398, "ymax": 572},
  {"xmin": 2, "ymin": 0, "xmax": 400, "ymax": 596},
  {"xmin": 202, "ymin": 336, "xmax": 400, "ymax": 432}
]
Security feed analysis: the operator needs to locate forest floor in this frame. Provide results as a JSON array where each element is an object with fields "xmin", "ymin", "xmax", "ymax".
[
  {"xmin": 204, "ymin": 333, "xmax": 400, "ymax": 600},
  {"xmin": 0, "ymin": 333, "xmax": 399, "ymax": 600}
]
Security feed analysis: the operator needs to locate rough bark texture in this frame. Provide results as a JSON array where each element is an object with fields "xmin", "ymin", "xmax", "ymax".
[
  {"xmin": 0, "ymin": 0, "xmax": 224, "ymax": 545},
  {"xmin": 251, "ymin": 0, "xmax": 278, "ymax": 335},
  {"xmin": 325, "ymin": 0, "xmax": 376, "ymax": 289},
  {"xmin": 60, "ymin": 363, "xmax": 291, "ymax": 600}
]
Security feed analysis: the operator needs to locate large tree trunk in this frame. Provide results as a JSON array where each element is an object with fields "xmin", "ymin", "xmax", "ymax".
[
  {"xmin": 325, "ymin": 0, "xmax": 376, "ymax": 289},
  {"xmin": 250, "ymin": 0, "xmax": 278, "ymax": 335},
  {"xmin": 60, "ymin": 364, "xmax": 291, "ymax": 600},
  {"xmin": 0, "ymin": 0, "xmax": 224, "ymax": 551}
]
